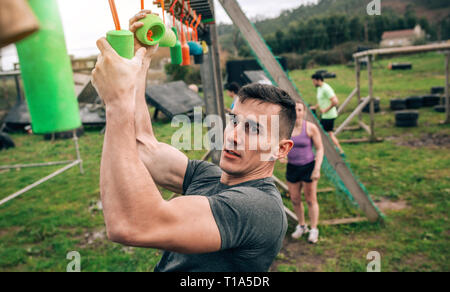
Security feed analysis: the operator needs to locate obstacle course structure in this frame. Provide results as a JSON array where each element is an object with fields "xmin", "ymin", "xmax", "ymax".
[
  {"xmin": 132, "ymin": 0, "xmax": 384, "ymax": 223},
  {"xmin": 1, "ymin": 0, "xmax": 386, "ymax": 222},
  {"xmin": 337, "ymin": 43, "xmax": 450, "ymax": 143},
  {"xmin": 106, "ymin": 0, "xmax": 206, "ymax": 66}
]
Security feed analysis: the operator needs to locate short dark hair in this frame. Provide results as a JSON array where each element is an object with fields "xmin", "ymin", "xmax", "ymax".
[
  {"xmin": 296, "ymin": 99, "xmax": 306, "ymax": 108},
  {"xmin": 311, "ymin": 73, "xmax": 324, "ymax": 81},
  {"xmin": 225, "ymin": 82, "xmax": 241, "ymax": 94},
  {"xmin": 237, "ymin": 83, "xmax": 296, "ymax": 139}
]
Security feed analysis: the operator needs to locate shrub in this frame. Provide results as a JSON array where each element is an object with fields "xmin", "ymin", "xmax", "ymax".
[
  {"xmin": 164, "ymin": 64, "xmax": 201, "ymax": 84},
  {"xmin": 280, "ymin": 41, "xmax": 377, "ymax": 70}
]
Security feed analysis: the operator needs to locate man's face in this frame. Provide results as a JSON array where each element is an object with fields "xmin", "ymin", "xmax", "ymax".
[
  {"xmin": 312, "ymin": 79, "xmax": 321, "ymax": 88},
  {"xmin": 226, "ymin": 90, "xmax": 234, "ymax": 99},
  {"xmin": 220, "ymin": 98, "xmax": 283, "ymax": 176}
]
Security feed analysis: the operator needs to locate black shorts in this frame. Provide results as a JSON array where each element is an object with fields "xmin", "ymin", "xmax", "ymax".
[
  {"xmin": 321, "ymin": 119, "xmax": 336, "ymax": 132},
  {"xmin": 286, "ymin": 161, "xmax": 316, "ymax": 183}
]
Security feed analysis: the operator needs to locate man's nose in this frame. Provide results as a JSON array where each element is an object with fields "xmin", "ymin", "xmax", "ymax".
[{"xmin": 226, "ymin": 123, "xmax": 244, "ymax": 148}]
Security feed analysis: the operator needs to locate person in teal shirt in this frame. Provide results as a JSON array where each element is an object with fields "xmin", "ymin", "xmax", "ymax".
[{"xmin": 310, "ymin": 74, "xmax": 345, "ymax": 155}]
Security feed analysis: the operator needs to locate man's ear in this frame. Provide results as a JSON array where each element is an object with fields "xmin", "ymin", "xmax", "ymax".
[{"xmin": 273, "ymin": 139, "xmax": 294, "ymax": 160}]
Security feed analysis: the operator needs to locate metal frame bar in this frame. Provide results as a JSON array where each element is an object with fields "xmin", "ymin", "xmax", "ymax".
[
  {"xmin": 0, "ymin": 160, "xmax": 74, "ymax": 170},
  {"xmin": 0, "ymin": 130, "xmax": 83, "ymax": 207}
]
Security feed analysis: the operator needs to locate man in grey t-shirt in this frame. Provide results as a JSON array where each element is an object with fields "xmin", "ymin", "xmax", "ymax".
[
  {"xmin": 92, "ymin": 11, "xmax": 297, "ymax": 272},
  {"xmin": 154, "ymin": 160, "xmax": 287, "ymax": 272}
]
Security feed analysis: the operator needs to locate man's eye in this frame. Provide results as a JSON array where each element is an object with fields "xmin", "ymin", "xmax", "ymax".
[
  {"xmin": 250, "ymin": 126, "xmax": 260, "ymax": 134},
  {"xmin": 245, "ymin": 123, "xmax": 259, "ymax": 134}
]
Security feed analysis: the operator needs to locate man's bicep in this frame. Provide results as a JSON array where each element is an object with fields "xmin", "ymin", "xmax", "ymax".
[
  {"xmin": 137, "ymin": 141, "xmax": 188, "ymax": 194},
  {"xmin": 149, "ymin": 196, "xmax": 222, "ymax": 254}
]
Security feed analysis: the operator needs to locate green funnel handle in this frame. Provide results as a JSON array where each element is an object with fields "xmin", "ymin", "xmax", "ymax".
[
  {"xmin": 106, "ymin": 30, "xmax": 134, "ymax": 59},
  {"xmin": 159, "ymin": 28, "xmax": 177, "ymax": 47},
  {"xmin": 136, "ymin": 14, "xmax": 166, "ymax": 46}
]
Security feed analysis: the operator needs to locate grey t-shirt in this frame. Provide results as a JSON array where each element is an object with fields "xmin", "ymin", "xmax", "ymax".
[{"xmin": 154, "ymin": 160, "xmax": 287, "ymax": 272}]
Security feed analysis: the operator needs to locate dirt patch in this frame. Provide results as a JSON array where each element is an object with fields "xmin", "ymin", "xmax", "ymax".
[
  {"xmin": 79, "ymin": 228, "xmax": 107, "ymax": 248},
  {"xmin": 271, "ymin": 197, "xmax": 407, "ymax": 272},
  {"xmin": 0, "ymin": 229, "xmax": 9, "ymax": 238},
  {"xmin": 270, "ymin": 237, "xmax": 329, "ymax": 272},
  {"xmin": 388, "ymin": 133, "xmax": 450, "ymax": 148},
  {"xmin": 375, "ymin": 198, "xmax": 408, "ymax": 212},
  {"xmin": 395, "ymin": 253, "xmax": 432, "ymax": 272},
  {"xmin": 0, "ymin": 227, "xmax": 21, "ymax": 239}
]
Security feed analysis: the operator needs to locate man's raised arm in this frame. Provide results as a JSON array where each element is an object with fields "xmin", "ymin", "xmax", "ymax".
[
  {"xmin": 130, "ymin": 11, "xmax": 188, "ymax": 194},
  {"xmin": 92, "ymin": 38, "xmax": 220, "ymax": 253},
  {"xmin": 93, "ymin": 40, "xmax": 164, "ymax": 244}
]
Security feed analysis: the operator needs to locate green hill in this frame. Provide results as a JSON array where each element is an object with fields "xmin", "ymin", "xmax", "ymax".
[
  {"xmin": 254, "ymin": 0, "xmax": 449, "ymax": 33},
  {"xmin": 219, "ymin": 0, "xmax": 449, "ymax": 35},
  {"xmin": 218, "ymin": 0, "xmax": 450, "ymax": 60}
]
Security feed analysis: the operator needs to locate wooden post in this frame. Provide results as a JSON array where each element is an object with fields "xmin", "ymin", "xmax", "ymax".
[
  {"xmin": 359, "ymin": 121, "xmax": 372, "ymax": 135},
  {"xmin": 335, "ymin": 97, "xmax": 371, "ymax": 136},
  {"xmin": 200, "ymin": 46, "xmax": 221, "ymax": 164},
  {"xmin": 367, "ymin": 55, "xmax": 376, "ymax": 142},
  {"xmin": 337, "ymin": 87, "xmax": 357, "ymax": 115},
  {"xmin": 356, "ymin": 58, "xmax": 362, "ymax": 125},
  {"xmin": 445, "ymin": 53, "xmax": 449, "ymax": 124},
  {"xmin": 0, "ymin": 49, "xmax": 5, "ymax": 108},
  {"xmin": 14, "ymin": 74, "xmax": 22, "ymax": 103},
  {"xmin": 209, "ymin": 23, "xmax": 226, "ymax": 124},
  {"xmin": 199, "ymin": 4, "xmax": 226, "ymax": 165},
  {"xmin": 153, "ymin": 108, "xmax": 159, "ymax": 121},
  {"xmin": 353, "ymin": 43, "xmax": 450, "ymax": 59},
  {"xmin": 218, "ymin": 0, "xmax": 382, "ymax": 222}
]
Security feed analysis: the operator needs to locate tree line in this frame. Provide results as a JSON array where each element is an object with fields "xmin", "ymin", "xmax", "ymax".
[{"xmin": 263, "ymin": 10, "xmax": 449, "ymax": 56}]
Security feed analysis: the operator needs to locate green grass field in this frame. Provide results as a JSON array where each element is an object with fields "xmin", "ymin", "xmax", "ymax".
[{"xmin": 0, "ymin": 52, "xmax": 449, "ymax": 272}]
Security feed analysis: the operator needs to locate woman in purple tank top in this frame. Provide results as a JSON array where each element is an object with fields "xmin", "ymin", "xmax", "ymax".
[{"xmin": 281, "ymin": 101, "xmax": 324, "ymax": 244}]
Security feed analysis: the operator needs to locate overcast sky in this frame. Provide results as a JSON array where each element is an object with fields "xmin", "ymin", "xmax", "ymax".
[{"xmin": 0, "ymin": 0, "xmax": 316, "ymax": 70}]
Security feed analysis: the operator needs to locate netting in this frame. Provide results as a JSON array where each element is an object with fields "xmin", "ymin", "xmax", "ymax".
[{"xmin": 243, "ymin": 21, "xmax": 384, "ymax": 218}]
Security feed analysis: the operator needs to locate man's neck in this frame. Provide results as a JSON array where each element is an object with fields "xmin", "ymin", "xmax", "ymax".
[{"xmin": 220, "ymin": 165, "xmax": 274, "ymax": 186}]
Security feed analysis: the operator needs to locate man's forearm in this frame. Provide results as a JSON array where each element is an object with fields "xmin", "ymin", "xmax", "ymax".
[
  {"xmin": 133, "ymin": 61, "xmax": 189, "ymax": 193},
  {"xmin": 323, "ymin": 103, "xmax": 336, "ymax": 114},
  {"xmin": 134, "ymin": 62, "xmax": 157, "ymax": 144},
  {"xmin": 100, "ymin": 103, "xmax": 163, "ymax": 237}
]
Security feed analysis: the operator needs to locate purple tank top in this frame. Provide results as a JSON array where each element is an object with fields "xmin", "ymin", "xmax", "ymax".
[{"xmin": 287, "ymin": 121, "xmax": 315, "ymax": 166}]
